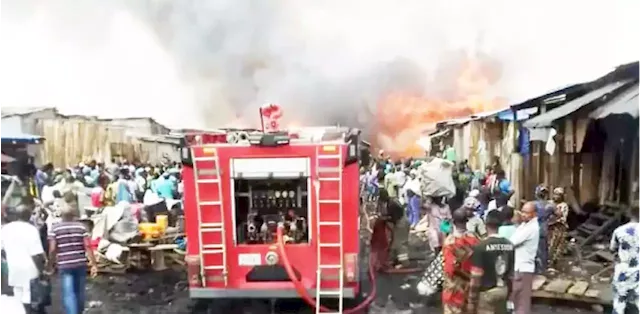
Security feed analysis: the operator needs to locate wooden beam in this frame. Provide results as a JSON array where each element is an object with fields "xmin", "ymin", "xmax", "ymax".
[
  {"xmin": 533, "ymin": 290, "xmax": 606, "ymax": 304},
  {"xmin": 591, "ymin": 264, "xmax": 614, "ymax": 279},
  {"xmin": 581, "ymin": 212, "xmax": 621, "ymax": 247}
]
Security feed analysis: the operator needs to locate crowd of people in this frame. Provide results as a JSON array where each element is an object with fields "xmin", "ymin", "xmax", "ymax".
[
  {"xmin": 33, "ymin": 159, "xmax": 184, "ymax": 207},
  {"xmin": 362, "ymin": 151, "xmax": 639, "ymax": 314},
  {"xmin": 2, "ymin": 149, "xmax": 638, "ymax": 314},
  {"xmin": 1, "ymin": 156, "xmax": 183, "ymax": 314}
]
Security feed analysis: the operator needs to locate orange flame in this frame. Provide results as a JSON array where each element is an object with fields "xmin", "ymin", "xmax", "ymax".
[{"xmin": 374, "ymin": 55, "xmax": 506, "ymax": 158}]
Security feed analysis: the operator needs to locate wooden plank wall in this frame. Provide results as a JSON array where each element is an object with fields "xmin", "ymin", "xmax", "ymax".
[
  {"xmin": 521, "ymin": 116, "xmax": 637, "ymax": 208},
  {"xmin": 579, "ymin": 153, "xmax": 601, "ymax": 204},
  {"xmin": 520, "ymin": 118, "xmax": 600, "ymax": 205},
  {"xmin": 448, "ymin": 120, "xmax": 504, "ymax": 172},
  {"xmin": 39, "ymin": 119, "xmax": 142, "ymax": 167},
  {"xmin": 40, "ymin": 119, "xmax": 126, "ymax": 166},
  {"xmin": 38, "ymin": 118, "xmax": 180, "ymax": 167}
]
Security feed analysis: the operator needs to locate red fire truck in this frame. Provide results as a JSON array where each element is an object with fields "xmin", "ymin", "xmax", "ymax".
[{"xmin": 180, "ymin": 125, "xmax": 374, "ymax": 313}]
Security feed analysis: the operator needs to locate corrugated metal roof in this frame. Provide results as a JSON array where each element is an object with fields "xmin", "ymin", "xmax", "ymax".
[
  {"xmin": 436, "ymin": 117, "xmax": 473, "ymax": 127},
  {"xmin": 429, "ymin": 129, "xmax": 451, "ymax": 138},
  {"xmin": 497, "ymin": 107, "xmax": 539, "ymax": 121},
  {"xmin": 469, "ymin": 107, "xmax": 510, "ymax": 119},
  {"xmin": 1, "ymin": 116, "xmax": 45, "ymax": 143},
  {"xmin": 135, "ymin": 134, "xmax": 180, "ymax": 145},
  {"xmin": 523, "ymin": 80, "xmax": 632, "ymax": 128},
  {"xmin": 0, "ymin": 107, "xmax": 55, "ymax": 118},
  {"xmin": 1, "ymin": 132, "xmax": 44, "ymax": 143},
  {"xmin": 589, "ymin": 84, "xmax": 639, "ymax": 119},
  {"xmin": 448, "ymin": 117, "xmax": 471, "ymax": 125},
  {"xmin": 512, "ymin": 61, "xmax": 639, "ymax": 111},
  {"xmin": 435, "ymin": 107, "xmax": 517, "ymax": 126},
  {"xmin": 510, "ymin": 83, "xmax": 588, "ymax": 110}
]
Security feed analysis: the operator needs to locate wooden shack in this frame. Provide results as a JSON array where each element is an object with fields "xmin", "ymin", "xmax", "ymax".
[{"xmin": 520, "ymin": 61, "xmax": 638, "ymax": 207}]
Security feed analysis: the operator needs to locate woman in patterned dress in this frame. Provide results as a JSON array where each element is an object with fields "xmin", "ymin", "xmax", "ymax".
[
  {"xmin": 442, "ymin": 208, "xmax": 479, "ymax": 314},
  {"xmin": 547, "ymin": 187, "xmax": 569, "ymax": 269}
]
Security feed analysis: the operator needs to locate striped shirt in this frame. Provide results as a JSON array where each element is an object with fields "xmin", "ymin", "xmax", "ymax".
[{"xmin": 48, "ymin": 221, "xmax": 89, "ymax": 270}]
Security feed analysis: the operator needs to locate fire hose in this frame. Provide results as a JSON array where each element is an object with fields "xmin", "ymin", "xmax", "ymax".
[{"xmin": 276, "ymin": 225, "xmax": 378, "ymax": 313}]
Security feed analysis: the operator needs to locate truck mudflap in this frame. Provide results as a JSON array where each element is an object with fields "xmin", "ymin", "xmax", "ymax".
[
  {"xmin": 246, "ymin": 265, "xmax": 300, "ymax": 282},
  {"xmin": 189, "ymin": 287, "xmax": 356, "ymax": 299}
]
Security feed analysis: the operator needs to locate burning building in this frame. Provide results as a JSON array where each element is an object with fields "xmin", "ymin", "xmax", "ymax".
[{"xmin": 371, "ymin": 51, "xmax": 506, "ymax": 158}]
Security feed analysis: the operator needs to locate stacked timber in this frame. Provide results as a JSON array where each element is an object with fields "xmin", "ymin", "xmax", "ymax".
[{"xmin": 532, "ymin": 274, "xmax": 612, "ymax": 304}]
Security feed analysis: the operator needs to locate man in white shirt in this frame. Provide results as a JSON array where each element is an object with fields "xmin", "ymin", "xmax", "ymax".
[
  {"xmin": 394, "ymin": 167, "xmax": 407, "ymax": 188},
  {"xmin": 398, "ymin": 170, "xmax": 416, "ymax": 205},
  {"xmin": 509, "ymin": 201, "xmax": 540, "ymax": 314},
  {"xmin": 1, "ymin": 204, "xmax": 47, "ymax": 312}
]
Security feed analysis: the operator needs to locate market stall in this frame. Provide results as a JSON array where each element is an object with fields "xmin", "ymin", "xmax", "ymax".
[{"xmin": 86, "ymin": 198, "xmax": 186, "ymax": 274}]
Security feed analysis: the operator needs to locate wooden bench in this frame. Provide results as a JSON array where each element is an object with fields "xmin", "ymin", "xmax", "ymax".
[
  {"xmin": 96, "ymin": 246, "xmax": 130, "ymax": 274},
  {"xmin": 147, "ymin": 244, "xmax": 179, "ymax": 271},
  {"xmin": 127, "ymin": 242, "xmax": 154, "ymax": 269}
]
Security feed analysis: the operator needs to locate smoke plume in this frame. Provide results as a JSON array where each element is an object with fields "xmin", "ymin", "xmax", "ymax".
[{"xmin": 1, "ymin": 0, "xmax": 637, "ymax": 136}]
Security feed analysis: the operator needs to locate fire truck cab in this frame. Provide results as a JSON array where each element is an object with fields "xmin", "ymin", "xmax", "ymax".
[{"xmin": 181, "ymin": 126, "xmax": 364, "ymax": 310}]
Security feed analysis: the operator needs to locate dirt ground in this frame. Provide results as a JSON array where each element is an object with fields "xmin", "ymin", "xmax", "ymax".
[{"xmin": 41, "ymin": 268, "xmax": 606, "ymax": 314}]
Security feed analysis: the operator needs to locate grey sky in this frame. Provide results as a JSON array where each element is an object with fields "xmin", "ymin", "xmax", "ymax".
[{"xmin": 0, "ymin": 0, "xmax": 637, "ymax": 128}]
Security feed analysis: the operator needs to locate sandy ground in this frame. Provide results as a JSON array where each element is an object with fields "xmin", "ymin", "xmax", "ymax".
[{"xmin": 40, "ymin": 268, "xmax": 606, "ymax": 314}]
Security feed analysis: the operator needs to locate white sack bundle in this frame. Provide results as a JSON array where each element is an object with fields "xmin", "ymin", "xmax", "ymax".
[{"xmin": 417, "ymin": 158, "xmax": 456, "ymax": 198}]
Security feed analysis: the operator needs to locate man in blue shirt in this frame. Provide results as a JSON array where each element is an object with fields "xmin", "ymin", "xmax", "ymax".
[
  {"xmin": 156, "ymin": 173, "xmax": 176, "ymax": 199},
  {"xmin": 407, "ymin": 188, "xmax": 421, "ymax": 228},
  {"xmin": 494, "ymin": 170, "xmax": 511, "ymax": 195},
  {"xmin": 35, "ymin": 163, "xmax": 53, "ymax": 197}
]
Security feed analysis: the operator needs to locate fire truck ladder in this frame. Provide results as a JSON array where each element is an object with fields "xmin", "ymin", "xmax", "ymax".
[
  {"xmin": 314, "ymin": 146, "xmax": 344, "ymax": 314},
  {"xmin": 192, "ymin": 147, "xmax": 228, "ymax": 287}
]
